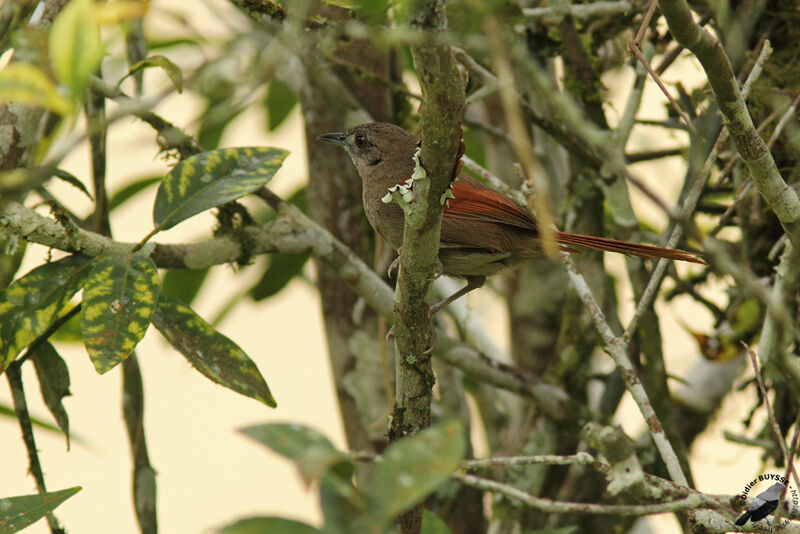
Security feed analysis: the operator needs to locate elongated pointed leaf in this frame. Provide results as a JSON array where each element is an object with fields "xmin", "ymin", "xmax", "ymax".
[
  {"xmin": 371, "ymin": 420, "xmax": 465, "ymax": 526},
  {"xmin": 0, "ymin": 235, "xmax": 26, "ymax": 289},
  {"xmin": 0, "ymin": 486, "xmax": 81, "ymax": 533},
  {"xmin": 161, "ymin": 268, "xmax": 209, "ymax": 305},
  {"xmin": 49, "ymin": 0, "xmax": 104, "ymax": 98},
  {"xmin": 127, "ymin": 55, "xmax": 183, "ymax": 93},
  {"xmin": 53, "ymin": 169, "xmax": 93, "ymax": 200},
  {"xmin": 0, "ymin": 63, "xmax": 72, "ymax": 115},
  {"xmin": 264, "ymin": 80, "xmax": 298, "ymax": 131},
  {"xmin": 109, "ymin": 176, "xmax": 162, "ymax": 211},
  {"xmin": 152, "ymin": 295, "xmax": 276, "ymax": 406},
  {"xmin": 153, "ymin": 147, "xmax": 289, "ymax": 230},
  {"xmin": 31, "ymin": 341, "xmax": 71, "ymax": 446},
  {"xmin": 81, "ymin": 255, "xmax": 160, "ymax": 374},
  {"xmin": 0, "ymin": 403, "xmax": 62, "ymax": 434},
  {"xmin": 0, "ymin": 255, "xmax": 92, "ymax": 374},
  {"xmin": 250, "ymin": 253, "xmax": 307, "ymax": 301},
  {"xmin": 218, "ymin": 517, "xmax": 320, "ymax": 534},
  {"xmin": 241, "ymin": 423, "xmax": 342, "ymax": 482}
]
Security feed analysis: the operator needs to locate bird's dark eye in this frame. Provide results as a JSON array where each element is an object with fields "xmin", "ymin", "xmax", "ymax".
[{"xmin": 355, "ymin": 134, "xmax": 367, "ymax": 148}]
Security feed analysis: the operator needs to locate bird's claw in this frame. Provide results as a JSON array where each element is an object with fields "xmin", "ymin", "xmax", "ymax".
[
  {"xmin": 432, "ymin": 260, "xmax": 443, "ymax": 281},
  {"xmin": 384, "ymin": 323, "xmax": 436, "ymax": 354},
  {"xmin": 387, "ymin": 255, "xmax": 400, "ymax": 280},
  {"xmin": 423, "ymin": 326, "xmax": 437, "ymax": 354}
]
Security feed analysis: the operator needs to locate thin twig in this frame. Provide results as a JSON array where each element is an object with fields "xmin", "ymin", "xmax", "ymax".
[
  {"xmin": 325, "ymin": 55, "xmax": 422, "ymax": 100},
  {"xmin": 633, "ymin": 0, "xmax": 657, "ymax": 47},
  {"xmin": 622, "ymin": 40, "xmax": 773, "ymax": 338},
  {"xmin": 746, "ymin": 345, "xmax": 800, "ymax": 490},
  {"xmin": 7, "ymin": 362, "xmax": 65, "ymax": 533},
  {"xmin": 628, "ymin": 41, "xmax": 697, "ymax": 134},
  {"xmin": 523, "ymin": 1, "xmax": 632, "ymax": 20},
  {"xmin": 453, "ymin": 473, "xmax": 715, "ymax": 514},
  {"xmin": 623, "ymin": 169, "xmax": 673, "ymax": 215},
  {"xmin": 660, "ymin": 0, "xmax": 800, "ymax": 247},
  {"xmin": 464, "ymin": 453, "xmax": 596, "ymax": 469},
  {"xmin": 561, "ymin": 253, "xmax": 689, "ymax": 487},
  {"xmin": 626, "ymin": 147, "xmax": 686, "ymax": 163}
]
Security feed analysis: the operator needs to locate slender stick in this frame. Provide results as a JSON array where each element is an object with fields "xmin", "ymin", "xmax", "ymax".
[
  {"xmin": 562, "ymin": 253, "xmax": 689, "ymax": 487},
  {"xmin": 7, "ymin": 362, "xmax": 65, "ymax": 533},
  {"xmin": 629, "ymin": 42, "xmax": 697, "ymax": 134},
  {"xmin": 746, "ymin": 345, "xmax": 800, "ymax": 489},
  {"xmin": 464, "ymin": 453, "xmax": 596, "ymax": 469},
  {"xmin": 453, "ymin": 473, "xmax": 715, "ymax": 514},
  {"xmin": 622, "ymin": 40, "xmax": 772, "ymax": 339}
]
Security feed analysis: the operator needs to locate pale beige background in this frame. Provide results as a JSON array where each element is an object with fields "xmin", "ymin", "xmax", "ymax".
[{"xmin": 0, "ymin": 2, "xmax": 772, "ymax": 533}]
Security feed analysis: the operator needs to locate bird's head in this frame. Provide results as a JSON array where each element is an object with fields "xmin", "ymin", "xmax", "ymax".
[{"xmin": 318, "ymin": 123, "xmax": 418, "ymax": 187}]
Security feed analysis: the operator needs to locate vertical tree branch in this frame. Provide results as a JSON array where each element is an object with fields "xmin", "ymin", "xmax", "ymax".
[
  {"xmin": 658, "ymin": 0, "xmax": 800, "ymax": 247},
  {"xmin": 390, "ymin": 0, "xmax": 465, "ymax": 440},
  {"xmin": 562, "ymin": 254, "xmax": 690, "ymax": 488},
  {"xmin": 7, "ymin": 361, "xmax": 65, "ymax": 533},
  {"xmin": 122, "ymin": 354, "xmax": 158, "ymax": 534},
  {"xmin": 386, "ymin": 1, "xmax": 465, "ymax": 532}
]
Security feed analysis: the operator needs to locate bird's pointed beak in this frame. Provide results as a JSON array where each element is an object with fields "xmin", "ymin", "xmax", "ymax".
[{"xmin": 317, "ymin": 132, "xmax": 347, "ymax": 147}]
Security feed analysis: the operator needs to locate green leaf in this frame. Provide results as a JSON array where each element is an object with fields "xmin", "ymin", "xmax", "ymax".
[
  {"xmin": 462, "ymin": 127, "xmax": 486, "ymax": 169},
  {"xmin": 152, "ymin": 295, "xmax": 276, "ymax": 407},
  {"xmin": 421, "ymin": 510, "xmax": 452, "ymax": 534},
  {"xmin": 322, "ymin": 0, "xmax": 356, "ymax": 8},
  {"xmin": 218, "ymin": 517, "xmax": 320, "ymax": 534},
  {"xmin": 250, "ymin": 253, "xmax": 307, "ymax": 301},
  {"xmin": 53, "ymin": 168, "xmax": 93, "ymax": 200},
  {"xmin": 287, "ymin": 186, "xmax": 308, "ymax": 214},
  {"xmin": 522, "ymin": 528, "xmax": 579, "ymax": 534},
  {"xmin": 148, "ymin": 37, "xmax": 205, "ymax": 51},
  {"xmin": 0, "ymin": 236, "xmax": 26, "ymax": 289},
  {"xmin": 161, "ymin": 268, "xmax": 209, "ymax": 305},
  {"xmin": 108, "ymin": 176, "xmax": 162, "ymax": 211},
  {"xmin": 264, "ymin": 80, "xmax": 298, "ymax": 131},
  {"xmin": 31, "ymin": 341, "xmax": 71, "ymax": 446},
  {"xmin": 0, "ymin": 486, "xmax": 81, "ymax": 533},
  {"xmin": 50, "ymin": 312, "xmax": 83, "ymax": 342},
  {"xmin": 127, "ymin": 55, "xmax": 183, "ymax": 93},
  {"xmin": 371, "ymin": 420, "xmax": 465, "ymax": 526},
  {"xmin": 49, "ymin": 0, "xmax": 104, "ymax": 97},
  {"xmin": 153, "ymin": 147, "xmax": 289, "ymax": 230},
  {"xmin": 0, "ymin": 403, "xmax": 64, "ymax": 435},
  {"xmin": 0, "ymin": 63, "xmax": 72, "ymax": 115},
  {"xmin": 318, "ymin": 471, "xmax": 368, "ymax": 534},
  {"xmin": 0, "ymin": 255, "xmax": 92, "ymax": 375},
  {"xmin": 241, "ymin": 423, "xmax": 343, "ymax": 482},
  {"xmin": 198, "ymin": 99, "xmax": 246, "ymax": 150},
  {"xmin": 81, "ymin": 254, "xmax": 160, "ymax": 374}
]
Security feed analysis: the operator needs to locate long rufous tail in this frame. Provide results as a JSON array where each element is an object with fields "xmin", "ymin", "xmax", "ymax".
[{"xmin": 555, "ymin": 232, "xmax": 706, "ymax": 264}]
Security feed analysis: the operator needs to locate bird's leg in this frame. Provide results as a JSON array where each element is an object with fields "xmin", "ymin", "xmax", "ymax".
[{"xmin": 430, "ymin": 275, "xmax": 485, "ymax": 315}]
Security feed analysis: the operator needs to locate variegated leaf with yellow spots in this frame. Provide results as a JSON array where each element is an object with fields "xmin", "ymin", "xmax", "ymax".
[
  {"xmin": 0, "ymin": 254, "xmax": 93, "ymax": 375},
  {"xmin": 152, "ymin": 295, "xmax": 276, "ymax": 407},
  {"xmin": 152, "ymin": 147, "xmax": 289, "ymax": 230},
  {"xmin": 81, "ymin": 254, "xmax": 160, "ymax": 374}
]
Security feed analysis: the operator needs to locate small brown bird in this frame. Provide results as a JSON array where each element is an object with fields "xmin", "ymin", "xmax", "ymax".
[{"xmin": 319, "ymin": 122, "xmax": 703, "ymax": 311}]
